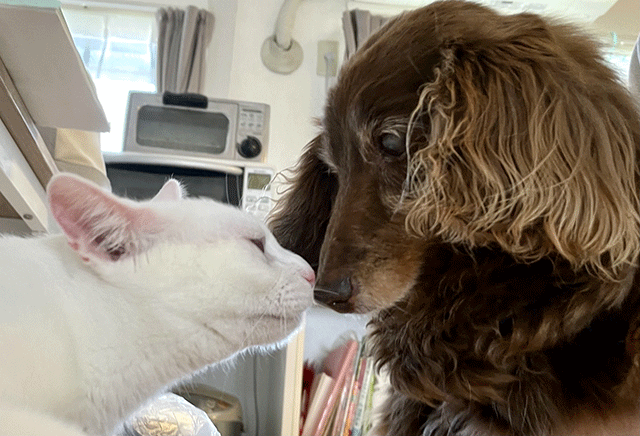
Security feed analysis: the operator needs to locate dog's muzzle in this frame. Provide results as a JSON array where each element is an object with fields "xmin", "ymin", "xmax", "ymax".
[{"xmin": 314, "ymin": 277, "xmax": 357, "ymax": 313}]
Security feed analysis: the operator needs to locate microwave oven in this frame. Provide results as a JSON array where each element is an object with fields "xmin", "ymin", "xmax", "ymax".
[
  {"xmin": 103, "ymin": 152, "xmax": 275, "ymax": 220},
  {"xmin": 124, "ymin": 92, "xmax": 270, "ymax": 162}
]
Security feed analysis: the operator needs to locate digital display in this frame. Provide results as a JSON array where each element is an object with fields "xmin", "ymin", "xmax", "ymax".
[{"xmin": 247, "ymin": 173, "xmax": 271, "ymax": 190}]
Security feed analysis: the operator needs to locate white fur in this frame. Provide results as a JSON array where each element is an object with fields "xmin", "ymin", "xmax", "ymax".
[{"xmin": 0, "ymin": 174, "xmax": 314, "ymax": 435}]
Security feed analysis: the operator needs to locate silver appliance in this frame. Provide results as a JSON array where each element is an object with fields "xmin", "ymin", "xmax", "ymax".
[
  {"xmin": 105, "ymin": 92, "xmax": 274, "ymax": 220},
  {"xmin": 124, "ymin": 91, "xmax": 270, "ymax": 163}
]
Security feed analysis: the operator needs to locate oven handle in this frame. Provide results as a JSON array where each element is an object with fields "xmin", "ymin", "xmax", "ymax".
[{"xmin": 102, "ymin": 152, "xmax": 244, "ymax": 176}]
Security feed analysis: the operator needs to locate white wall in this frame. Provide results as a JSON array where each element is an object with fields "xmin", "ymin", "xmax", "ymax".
[
  {"xmin": 222, "ymin": 0, "xmax": 345, "ymax": 175},
  {"xmin": 206, "ymin": 0, "xmax": 410, "ymax": 175}
]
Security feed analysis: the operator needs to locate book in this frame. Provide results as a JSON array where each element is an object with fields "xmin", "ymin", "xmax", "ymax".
[
  {"xmin": 341, "ymin": 355, "xmax": 367, "ymax": 436},
  {"xmin": 300, "ymin": 362, "xmax": 317, "ymax": 433},
  {"xmin": 331, "ymin": 340, "xmax": 364, "ymax": 435},
  {"xmin": 351, "ymin": 357, "xmax": 375, "ymax": 436},
  {"xmin": 301, "ymin": 372, "xmax": 335, "ymax": 436},
  {"xmin": 302, "ymin": 339, "xmax": 359, "ymax": 436},
  {"xmin": 329, "ymin": 372, "xmax": 352, "ymax": 435}
]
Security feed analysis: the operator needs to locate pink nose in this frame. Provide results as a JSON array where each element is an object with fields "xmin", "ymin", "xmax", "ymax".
[{"xmin": 302, "ymin": 268, "xmax": 316, "ymax": 285}]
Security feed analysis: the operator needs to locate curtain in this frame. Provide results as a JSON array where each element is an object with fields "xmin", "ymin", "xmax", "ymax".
[
  {"xmin": 156, "ymin": 6, "xmax": 214, "ymax": 94},
  {"xmin": 342, "ymin": 9, "xmax": 389, "ymax": 59},
  {"xmin": 629, "ymin": 34, "xmax": 640, "ymax": 100}
]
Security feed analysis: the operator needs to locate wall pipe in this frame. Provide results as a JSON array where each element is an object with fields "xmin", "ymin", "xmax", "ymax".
[{"xmin": 261, "ymin": 0, "xmax": 304, "ymax": 74}]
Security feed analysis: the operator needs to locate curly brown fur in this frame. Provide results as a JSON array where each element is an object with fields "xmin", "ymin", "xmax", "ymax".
[
  {"xmin": 369, "ymin": 244, "xmax": 640, "ymax": 435},
  {"xmin": 269, "ymin": 1, "xmax": 640, "ymax": 434}
]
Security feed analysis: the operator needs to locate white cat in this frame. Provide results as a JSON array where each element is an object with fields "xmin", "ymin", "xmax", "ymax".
[{"xmin": 0, "ymin": 173, "xmax": 314, "ymax": 436}]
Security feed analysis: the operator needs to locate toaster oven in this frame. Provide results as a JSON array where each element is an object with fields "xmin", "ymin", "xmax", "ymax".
[{"xmin": 123, "ymin": 92, "xmax": 270, "ymax": 162}]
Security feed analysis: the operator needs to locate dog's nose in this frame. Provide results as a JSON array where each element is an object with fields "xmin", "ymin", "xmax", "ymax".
[{"xmin": 314, "ymin": 277, "xmax": 356, "ymax": 313}]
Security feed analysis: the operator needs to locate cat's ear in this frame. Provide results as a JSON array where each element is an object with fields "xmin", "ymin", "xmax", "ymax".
[
  {"xmin": 152, "ymin": 179, "xmax": 185, "ymax": 202},
  {"xmin": 47, "ymin": 173, "xmax": 163, "ymax": 263}
]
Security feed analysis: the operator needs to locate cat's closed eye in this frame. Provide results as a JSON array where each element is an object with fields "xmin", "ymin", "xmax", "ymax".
[{"xmin": 250, "ymin": 238, "xmax": 266, "ymax": 253}]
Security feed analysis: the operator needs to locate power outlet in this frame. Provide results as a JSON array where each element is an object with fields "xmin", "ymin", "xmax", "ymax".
[{"xmin": 317, "ymin": 40, "xmax": 338, "ymax": 77}]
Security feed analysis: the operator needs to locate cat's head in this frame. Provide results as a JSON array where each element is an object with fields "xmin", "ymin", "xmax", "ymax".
[{"xmin": 47, "ymin": 173, "xmax": 314, "ymax": 356}]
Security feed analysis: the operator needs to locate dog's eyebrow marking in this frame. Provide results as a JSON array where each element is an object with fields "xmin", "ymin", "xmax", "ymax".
[{"xmin": 380, "ymin": 117, "xmax": 411, "ymax": 134}]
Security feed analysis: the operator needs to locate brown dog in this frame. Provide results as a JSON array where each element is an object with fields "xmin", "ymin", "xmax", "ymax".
[{"xmin": 269, "ymin": 1, "xmax": 640, "ymax": 434}]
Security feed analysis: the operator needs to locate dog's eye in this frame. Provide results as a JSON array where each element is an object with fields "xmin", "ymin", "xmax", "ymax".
[{"xmin": 379, "ymin": 133, "xmax": 405, "ymax": 157}]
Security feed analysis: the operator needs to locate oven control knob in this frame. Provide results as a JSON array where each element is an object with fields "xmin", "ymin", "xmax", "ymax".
[{"xmin": 238, "ymin": 136, "xmax": 262, "ymax": 159}]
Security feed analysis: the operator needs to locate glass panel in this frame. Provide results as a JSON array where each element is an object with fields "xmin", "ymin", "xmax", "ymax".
[
  {"xmin": 106, "ymin": 164, "xmax": 242, "ymax": 205},
  {"xmin": 247, "ymin": 173, "xmax": 272, "ymax": 190},
  {"xmin": 136, "ymin": 106, "xmax": 230, "ymax": 154}
]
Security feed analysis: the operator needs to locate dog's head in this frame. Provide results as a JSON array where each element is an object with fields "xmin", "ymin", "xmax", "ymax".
[{"xmin": 270, "ymin": 0, "xmax": 640, "ymax": 317}]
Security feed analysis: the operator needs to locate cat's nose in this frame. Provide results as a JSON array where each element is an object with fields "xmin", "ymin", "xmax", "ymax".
[
  {"xmin": 302, "ymin": 268, "xmax": 316, "ymax": 285},
  {"xmin": 314, "ymin": 277, "xmax": 356, "ymax": 313}
]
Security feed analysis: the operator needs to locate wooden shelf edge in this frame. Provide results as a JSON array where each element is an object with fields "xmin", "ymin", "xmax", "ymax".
[
  {"xmin": 0, "ymin": 191, "xmax": 19, "ymax": 219},
  {"xmin": 0, "ymin": 54, "xmax": 58, "ymax": 188}
]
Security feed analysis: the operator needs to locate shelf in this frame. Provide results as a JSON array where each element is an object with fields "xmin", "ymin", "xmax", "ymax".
[
  {"xmin": 0, "ymin": 2, "xmax": 108, "ymax": 232},
  {"xmin": 0, "ymin": 193, "xmax": 19, "ymax": 219},
  {"xmin": 0, "ymin": 3, "xmax": 108, "ymax": 132},
  {"xmin": 0, "ymin": 56, "xmax": 57, "ymax": 189}
]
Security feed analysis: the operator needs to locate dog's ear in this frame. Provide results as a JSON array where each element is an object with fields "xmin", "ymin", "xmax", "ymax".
[
  {"xmin": 404, "ymin": 29, "xmax": 640, "ymax": 283},
  {"xmin": 48, "ymin": 173, "xmax": 163, "ymax": 263},
  {"xmin": 268, "ymin": 136, "xmax": 337, "ymax": 270}
]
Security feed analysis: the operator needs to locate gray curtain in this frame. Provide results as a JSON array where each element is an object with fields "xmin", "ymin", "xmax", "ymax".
[
  {"xmin": 156, "ymin": 6, "xmax": 214, "ymax": 93},
  {"xmin": 342, "ymin": 9, "xmax": 389, "ymax": 59},
  {"xmin": 629, "ymin": 34, "xmax": 640, "ymax": 100}
]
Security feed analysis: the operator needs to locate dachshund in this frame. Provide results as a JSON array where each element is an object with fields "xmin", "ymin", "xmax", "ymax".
[{"xmin": 269, "ymin": 1, "xmax": 640, "ymax": 434}]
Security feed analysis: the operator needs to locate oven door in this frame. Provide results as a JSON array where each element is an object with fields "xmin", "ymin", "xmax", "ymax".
[
  {"xmin": 103, "ymin": 152, "xmax": 244, "ymax": 206},
  {"xmin": 124, "ymin": 92, "xmax": 238, "ymax": 161}
]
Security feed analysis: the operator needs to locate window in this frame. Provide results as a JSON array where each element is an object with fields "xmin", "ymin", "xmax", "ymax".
[
  {"xmin": 601, "ymin": 36, "xmax": 635, "ymax": 85},
  {"xmin": 62, "ymin": 5, "xmax": 157, "ymax": 152}
]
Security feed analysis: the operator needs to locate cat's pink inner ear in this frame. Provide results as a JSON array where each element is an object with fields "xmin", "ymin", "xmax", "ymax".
[
  {"xmin": 152, "ymin": 179, "xmax": 184, "ymax": 202},
  {"xmin": 48, "ymin": 174, "xmax": 107, "ymax": 245},
  {"xmin": 48, "ymin": 173, "xmax": 162, "ymax": 260}
]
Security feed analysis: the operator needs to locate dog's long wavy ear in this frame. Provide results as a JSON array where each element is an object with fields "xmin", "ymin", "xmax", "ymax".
[
  {"xmin": 268, "ymin": 136, "xmax": 337, "ymax": 270},
  {"xmin": 405, "ymin": 24, "xmax": 640, "ymax": 286}
]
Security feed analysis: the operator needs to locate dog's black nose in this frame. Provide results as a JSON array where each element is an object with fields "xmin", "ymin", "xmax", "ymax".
[{"xmin": 314, "ymin": 277, "xmax": 355, "ymax": 313}]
